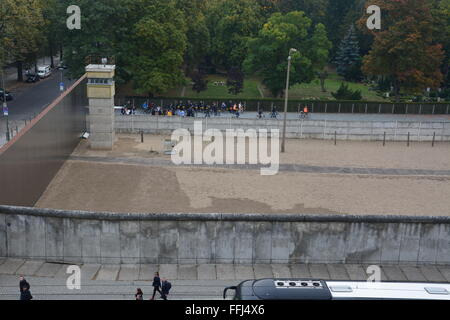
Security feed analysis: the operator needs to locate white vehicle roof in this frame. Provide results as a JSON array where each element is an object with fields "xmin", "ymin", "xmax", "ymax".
[{"xmin": 326, "ymin": 281, "xmax": 450, "ymax": 300}]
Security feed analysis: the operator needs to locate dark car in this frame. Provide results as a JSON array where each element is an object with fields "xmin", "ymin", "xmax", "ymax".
[
  {"xmin": 224, "ymin": 279, "xmax": 332, "ymax": 300},
  {"xmin": 0, "ymin": 88, "xmax": 13, "ymax": 102},
  {"xmin": 57, "ymin": 61, "xmax": 68, "ymax": 69},
  {"xmin": 25, "ymin": 73, "xmax": 40, "ymax": 83}
]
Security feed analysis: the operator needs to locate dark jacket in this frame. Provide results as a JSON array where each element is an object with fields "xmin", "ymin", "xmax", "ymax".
[
  {"xmin": 19, "ymin": 280, "xmax": 32, "ymax": 300},
  {"xmin": 152, "ymin": 276, "xmax": 161, "ymax": 288},
  {"xmin": 162, "ymin": 281, "xmax": 171, "ymax": 294}
]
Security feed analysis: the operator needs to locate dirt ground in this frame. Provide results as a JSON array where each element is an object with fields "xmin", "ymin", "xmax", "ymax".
[
  {"xmin": 35, "ymin": 134, "xmax": 450, "ymax": 216},
  {"xmin": 73, "ymin": 133, "xmax": 450, "ymax": 170}
]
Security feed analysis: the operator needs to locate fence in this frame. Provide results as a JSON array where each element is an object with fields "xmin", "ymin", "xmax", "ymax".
[
  {"xmin": 116, "ymin": 97, "xmax": 450, "ymax": 115},
  {"xmin": 0, "ymin": 114, "xmax": 44, "ymax": 148}
]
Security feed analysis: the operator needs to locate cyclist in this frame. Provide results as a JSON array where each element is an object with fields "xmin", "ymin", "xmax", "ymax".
[{"xmin": 300, "ymin": 106, "xmax": 309, "ymax": 119}]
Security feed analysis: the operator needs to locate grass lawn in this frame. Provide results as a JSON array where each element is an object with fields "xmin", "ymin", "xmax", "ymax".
[
  {"xmin": 287, "ymin": 72, "xmax": 385, "ymax": 101},
  {"xmin": 183, "ymin": 74, "xmax": 261, "ymax": 99},
  {"xmin": 117, "ymin": 71, "xmax": 386, "ymax": 102}
]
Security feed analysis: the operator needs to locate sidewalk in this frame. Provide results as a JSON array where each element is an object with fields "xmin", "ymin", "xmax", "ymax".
[
  {"xmin": 1, "ymin": 258, "xmax": 449, "ymax": 282},
  {"xmin": 1, "ymin": 258, "xmax": 449, "ymax": 300}
]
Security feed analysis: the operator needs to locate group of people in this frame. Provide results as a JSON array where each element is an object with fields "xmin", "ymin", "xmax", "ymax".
[
  {"xmin": 135, "ymin": 272, "xmax": 172, "ymax": 301},
  {"xmin": 17, "ymin": 273, "xmax": 171, "ymax": 301},
  {"xmin": 120, "ymin": 100, "xmax": 311, "ymax": 120},
  {"xmin": 257, "ymin": 105, "xmax": 310, "ymax": 119},
  {"xmin": 121, "ymin": 100, "xmax": 246, "ymax": 118}
]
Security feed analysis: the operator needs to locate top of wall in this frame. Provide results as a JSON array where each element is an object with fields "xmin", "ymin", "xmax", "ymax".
[{"xmin": 1, "ymin": 205, "xmax": 449, "ymax": 224}]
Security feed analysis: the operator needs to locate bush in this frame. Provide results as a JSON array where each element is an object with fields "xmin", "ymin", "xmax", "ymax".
[{"xmin": 331, "ymin": 83, "xmax": 363, "ymax": 100}]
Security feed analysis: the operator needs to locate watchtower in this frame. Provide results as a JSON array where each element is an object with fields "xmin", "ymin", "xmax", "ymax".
[{"xmin": 85, "ymin": 59, "xmax": 116, "ymax": 150}]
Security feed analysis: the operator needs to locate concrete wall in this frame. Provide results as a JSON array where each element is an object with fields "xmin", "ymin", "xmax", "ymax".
[
  {"xmin": 1, "ymin": 206, "xmax": 449, "ymax": 266},
  {"xmin": 0, "ymin": 76, "xmax": 87, "ymax": 207},
  {"xmin": 115, "ymin": 116, "xmax": 450, "ymax": 141}
]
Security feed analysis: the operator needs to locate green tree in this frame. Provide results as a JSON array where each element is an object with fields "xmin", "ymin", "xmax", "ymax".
[
  {"xmin": 308, "ymin": 23, "xmax": 332, "ymax": 91},
  {"xmin": 226, "ymin": 66, "xmax": 244, "ymax": 95},
  {"xmin": 432, "ymin": 0, "xmax": 450, "ymax": 88},
  {"xmin": 335, "ymin": 24, "xmax": 363, "ymax": 81},
  {"xmin": 276, "ymin": 0, "xmax": 329, "ymax": 24},
  {"xmin": 206, "ymin": 0, "xmax": 264, "ymax": 70},
  {"xmin": 360, "ymin": 0, "xmax": 445, "ymax": 101},
  {"xmin": 41, "ymin": 0, "xmax": 66, "ymax": 69},
  {"xmin": 127, "ymin": 0, "xmax": 187, "ymax": 96},
  {"xmin": 325, "ymin": 0, "xmax": 360, "ymax": 56},
  {"xmin": 61, "ymin": 0, "xmax": 132, "ymax": 81},
  {"xmin": 176, "ymin": 0, "xmax": 210, "ymax": 73},
  {"xmin": 0, "ymin": 0, "xmax": 45, "ymax": 81},
  {"xmin": 60, "ymin": 0, "xmax": 187, "ymax": 95},
  {"xmin": 191, "ymin": 70, "xmax": 208, "ymax": 94},
  {"xmin": 244, "ymin": 11, "xmax": 331, "ymax": 97}
]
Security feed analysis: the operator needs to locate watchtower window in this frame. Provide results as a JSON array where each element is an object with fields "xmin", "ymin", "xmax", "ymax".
[{"xmin": 88, "ymin": 78, "xmax": 112, "ymax": 85}]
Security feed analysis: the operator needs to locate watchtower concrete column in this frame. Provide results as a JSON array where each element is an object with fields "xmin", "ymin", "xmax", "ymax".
[{"xmin": 85, "ymin": 64, "xmax": 116, "ymax": 150}]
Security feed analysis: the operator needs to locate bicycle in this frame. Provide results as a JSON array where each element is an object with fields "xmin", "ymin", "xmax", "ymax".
[{"xmin": 299, "ymin": 111, "xmax": 309, "ymax": 119}]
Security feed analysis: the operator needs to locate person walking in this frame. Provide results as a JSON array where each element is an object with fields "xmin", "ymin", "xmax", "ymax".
[
  {"xmin": 151, "ymin": 272, "xmax": 162, "ymax": 300},
  {"xmin": 161, "ymin": 279, "xmax": 172, "ymax": 300},
  {"xmin": 257, "ymin": 109, "xmax": 264, "ymax": 119},
  {"xmin": 19, "ymin": 276, "xmax": 33, "ymax": 301},
  {"xmin": 271, "ymin": 105, "xmax": 277, "ymax": 118}
]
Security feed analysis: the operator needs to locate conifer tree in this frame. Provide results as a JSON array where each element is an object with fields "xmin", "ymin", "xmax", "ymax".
[{"xmin": 335, "ymin": 24, "xmax": 363, "ymax": 81}]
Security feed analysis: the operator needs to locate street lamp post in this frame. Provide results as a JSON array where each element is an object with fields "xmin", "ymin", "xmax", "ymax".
[
  {"xmin": 281, "ymin": 48, "xmax": 297, "ymax": 153},
  {"xmin": 1, "ymin": 1, "xmax": 10, "ymax": 142},
  {"xmin": 1, "ymin": 68, "xmax": 10, "ymax": 142},
  {"xmin": 59, "ymin": 67, "xmax": 64, "ymax": 92}
]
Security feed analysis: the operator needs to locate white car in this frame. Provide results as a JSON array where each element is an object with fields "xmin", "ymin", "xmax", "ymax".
[{"xmin": 37, "ymin": 65, "xmax": 51, "ymax": 78}]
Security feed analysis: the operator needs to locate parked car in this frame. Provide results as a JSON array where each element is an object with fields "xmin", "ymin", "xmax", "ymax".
[
  {"xmin": 25, "ymin": 73, "xmax": 40, "ymax": 83},
  {"xmin": 37, "ymin": 65, "xmax": 51, "ymax": 78},
  {"xmin": 57, "ymin": 61, "xmax": 68, "ymax": 69},
  {"xmin": 0, "ymin": 88, "xmax": 13, "ymax": 102}
]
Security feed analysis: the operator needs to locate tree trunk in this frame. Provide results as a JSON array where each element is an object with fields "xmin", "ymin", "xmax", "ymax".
[
  {"xmin": 320, "ymin": 77, "xmax": 326, "ymax": 92},
  {"xmin": 394, "ymin": 79, "xmax": 400, "ymax": 102},
  {"xmin": 48, "ymin": 40, "xmax": 55, "ymax": 69},
  {"xmin": 49, "ymin": 41, "xmax": 54, "ymax": 68},
  {"xmin": 17, "ymin": 61, "xmax": 23, "ymax": 82}
]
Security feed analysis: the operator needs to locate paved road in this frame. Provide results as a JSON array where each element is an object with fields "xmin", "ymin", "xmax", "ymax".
[
  {"xmin": 120, "ymin": 110, "xmax": 450, "ymax": 122},
  {"xmin": 3, "ymin": 56, "xmax": 61, "ymax": 87},
  {"xmin": 1, "ymin": 70, "xmax": 74, "ymax": 121},
  {"xmin": 0, "ymin": 68, "xmax": 75, "ymax": 146},
  {"xmin": 0, "ymin": 259, "xmax": 449, "ymax": 300}
]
